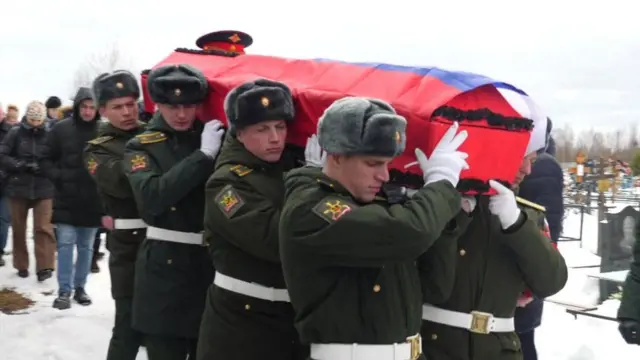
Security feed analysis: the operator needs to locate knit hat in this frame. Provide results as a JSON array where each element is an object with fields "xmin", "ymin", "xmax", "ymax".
[
  {"xmin": 25, "ymin": 101, "xmax": 46, "ymax": 121},
  {"xmin": 45, "ymin": 96, "xmax": 62, "ymax": 109}
]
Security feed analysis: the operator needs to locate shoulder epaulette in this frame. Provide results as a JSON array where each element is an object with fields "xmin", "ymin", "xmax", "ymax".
[
  {"xmin": 87, "ymin": 136, "xmax": 113, "ymax": 145},
  {"xmin": 136, "ymin": 131, "xmax": 167, "ymax": 144},
  {"xmin": 229, "ymin": 164, "xmax": 253, "ymax": 177},
  {"xmin": 516, "ymin": 196, "xmax": 546, "ymax": 212}
]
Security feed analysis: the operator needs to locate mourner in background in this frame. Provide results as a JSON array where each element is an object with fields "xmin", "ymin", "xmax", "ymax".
[
  {"xmin": 198, "ymin": 79, "xmax": 307, "ymax": 360},
  {"xmin": 0, "ymin": 103, "xmax": 16, "ymax": 267},
  {"xmin": 279, "ymin": 97, "xmax": 470, "ymax": 360},
  {"xmin": 85, "ymin": 70, "xmax": 148, "ymax": 360},
  {"xmin": 515, "ymin": 118, "xmax": 563, "ymax": 360},
  {"xmin": 618, "ymin": 219, "xmax": 640, "ymax": 345},
  {"xmin": 42, "ymin": 86, "xmax": 103, "ymax": 310},
  {"xmin": 419, "ymin": 115, "xmax": 568, "ymax": 360},
  {"xmin": 123, "ymin": 64, "xmax": 224, "ymax": 360},
  {"xmin": 5, "ymin": 104, "xmax": 20, "ymax": 125},
  {"xmin": 0, "ymin": 101, "xmax": 55, "ymax": 281},
  {"xmin": 45, "ymin": 95, "xmax": 62, "ymax": 129}
]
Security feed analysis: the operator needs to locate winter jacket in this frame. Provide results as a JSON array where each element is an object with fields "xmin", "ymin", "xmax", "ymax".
[
  {"xmin": 0, "ymin": 119, "xmax": 54, "ymax": 200},
  {"xmin": 514, "ymin": 137, "xmax": 564, "ymax": 333},
  {"xmin": 42, "ymin": 87, "xmax": 103, "ymax": 227},
  {"xmin": 0, "ymin": 120, "xmax": 16, "ymax": 189}
]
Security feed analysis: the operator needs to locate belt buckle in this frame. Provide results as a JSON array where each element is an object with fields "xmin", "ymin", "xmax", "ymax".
[
  {"xmin": 405, "ymin": 334, "xmax": 421, "ymax": 360},
  {"xmin": 469, "ymin": 311, "xmax": 493, "ymax": 334}
]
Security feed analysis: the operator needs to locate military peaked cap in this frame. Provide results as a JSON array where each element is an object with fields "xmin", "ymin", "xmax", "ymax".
[
  {"xmin": 195, "ymin": 30, "xmax": 253, "ymax": 54},
  {"xmin": 147, "ymin": 64, "xmax": 208, "ymax": 105},
  {"xmin": 318, "ymin": 97, "xmax": 407, "ymax": 157},
  {"xmin": 224, "ymin": 78, "xmax": 294, "ymax": 133},
  {"xmin": 92, "ymin": 70, "xmax": 140, "ymax": 106}
]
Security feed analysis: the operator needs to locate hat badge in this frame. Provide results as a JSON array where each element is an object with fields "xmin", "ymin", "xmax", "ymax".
[
  {"xmin": 261, "ymin": 96, "xmax": 270, "ymax": 107},
  {"xmin": 228, "ymin": 33, "xmax": 241, "ymax": 43},
  {"xmin": 174, "ymin": 88, "xmax": 182, "ymax": 97},
  {"xmin": 395, "ymin": 131, "xmax": 401, "ymax": 144},
  {"xmin": 116, "ymin": 82, "xmax": 124, "ymax": 89}
]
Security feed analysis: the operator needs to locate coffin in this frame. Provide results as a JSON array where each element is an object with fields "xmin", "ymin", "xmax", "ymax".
[{"xmin": 141, "ymin": 34, "xmax": 547, "ymax": 194}]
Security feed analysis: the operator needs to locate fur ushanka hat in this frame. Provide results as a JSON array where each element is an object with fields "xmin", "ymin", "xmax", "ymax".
[
  {"xmin": 317, "ymin": 97, "xmax": 407, "ymax": 157},
  {"xmin": 224, "ymin": 78, "xmax": 294, "ymax": 133}
]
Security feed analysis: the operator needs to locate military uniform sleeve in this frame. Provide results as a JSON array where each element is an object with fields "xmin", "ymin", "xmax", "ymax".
[
  {"xmin": 282, "ymin": 180, "xmax": 462, "ymax": 268},
  {"xmin": 618, "ymin": 230, "xmax": 640, "ymax": 321},
  {"xmin": 123, "ymin": 138, "xmax": 213, "ymax": 216},
  {"xmin": 500, "ymin": 208, "xmax": 568, "ymax": 298},
  {"xmin": 83, "ymin": 145, "xmax": 132, "ymax": 199},
  {"xmin": 418, "ymin": 210, "xmax": 473, "ymax": 304},
  {"xmin": 205, "ymin": 176, "xmax": 281, "ymax": 263}
]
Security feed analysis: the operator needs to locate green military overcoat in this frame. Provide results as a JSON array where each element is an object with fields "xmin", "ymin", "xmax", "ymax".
[{"xmin": 123, "ymin": 114, "xmax": 215, "ymax": 339}]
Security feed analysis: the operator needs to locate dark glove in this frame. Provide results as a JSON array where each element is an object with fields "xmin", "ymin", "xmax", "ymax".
[
  {"xmin": 619, "ymin": 319, "xmax": 640, "ymax": 345},
  {"xmin": 25, "ymin": 162, "xmax": 40, "ymax": 174}
]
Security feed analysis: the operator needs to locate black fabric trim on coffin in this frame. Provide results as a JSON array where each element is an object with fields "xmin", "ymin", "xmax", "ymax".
[
  {"xmin": 174, "ymin": 48, "xmax": 241, "ymax": 57},
  {"xmin": 388, "ymin": 169, "xmax": 511, "ymax": 194},
  {"xmin": 432, "ymin": 106, "xmax": 534, "ymax": 131},
  {"xmin": 141, "ymin": 69, "xmax": 150, "ymax": 75}
]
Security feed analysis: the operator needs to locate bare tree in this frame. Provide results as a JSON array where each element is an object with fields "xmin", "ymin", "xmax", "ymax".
[
  {"xmin": 628, "ymin": 123, "xmax": 639, "ymax": 149},
  {"xmin": 69, "ymin": 43, "xmax": 137, "ymax": 97}
]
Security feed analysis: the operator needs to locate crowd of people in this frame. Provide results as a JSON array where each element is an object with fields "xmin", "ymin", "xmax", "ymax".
[{"xmin": 0, "ymin": 60, "xmax": 567, "ymax": 360}]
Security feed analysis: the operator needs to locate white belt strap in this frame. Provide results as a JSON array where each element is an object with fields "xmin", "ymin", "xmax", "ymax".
[
  {"xmin": 113, "ymin": 218, "xmax": 147, "ymax": 230},
  {"xmin": 213, "ymin": 271, "xmax": 290, "ymax": 302},
  {"xmin": 146, "ymin": 226, "xmax": 203, "ymax": 246},
  {"xmin": 422, "ymin": 304, "xmax": 514, "ymax": 334},
  {"xmin": 310, "ymin": 334, "xmax": 421, "ymax": 360}
]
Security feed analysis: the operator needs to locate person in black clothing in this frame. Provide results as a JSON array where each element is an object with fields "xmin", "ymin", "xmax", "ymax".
[
  {"xmin": 0, "ymin": 101, "xmax": 56, "ymax": 280},
  {"xmin": 42, "ymin": 87, "xmax": 103, "ymax": 310},
  {"xmin": 0, "ymin": 107, "xmax": 16, "ymax": 267}
]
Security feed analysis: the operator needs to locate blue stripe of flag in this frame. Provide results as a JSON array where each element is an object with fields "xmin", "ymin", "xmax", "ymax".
[{"xmin": 313, "ymin": 58, "xmax": 527, "ymax": 96}]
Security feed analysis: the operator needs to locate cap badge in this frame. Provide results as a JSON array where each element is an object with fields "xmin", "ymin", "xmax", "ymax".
[
  {"xmin": 261, "ymin": 96, "xmax": 270, "ymax": 107},
  {"xmin": 229, "ymin": 33, "xmax": 241, "ymax": 43},
  {"xmin": 395, "ymin": 131, "xmax": 401, "ymax": 144},
  {"xmin": 116, "ymin": 82, "xmax": 124, "ymax": 89},
  {"xmin": 174, "ymin": 88, "xmax": 181, "ymax": 96}
]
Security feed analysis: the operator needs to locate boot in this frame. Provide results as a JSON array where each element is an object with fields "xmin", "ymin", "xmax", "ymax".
[
  {"xmin": 53, "ymin": 292, "xmax": 71, "ymax": 310},
  {"xmin": 17, "ymin": 269, "xmax": 29, "ymax": 278},
  {"xmin": 37, "ymin": 269, "xmax": 53, "ymax": 282},
  {"xmin": 73, "ymin": 287, "xmax": 92, "ymax": 306},
  {"xmin": 91, "ymin": 256, "xmax": 100, "ymax": 273}
]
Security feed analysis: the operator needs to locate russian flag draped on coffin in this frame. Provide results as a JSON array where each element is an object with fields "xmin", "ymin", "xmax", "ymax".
[{"xmin": 141, "ymin": 31, "xmax": 547, "ymax": 195}]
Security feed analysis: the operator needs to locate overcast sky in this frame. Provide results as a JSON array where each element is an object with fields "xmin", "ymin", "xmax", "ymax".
[{"xmin": 1, "ymin": 0, "xmax": 638, "ymax": 133}]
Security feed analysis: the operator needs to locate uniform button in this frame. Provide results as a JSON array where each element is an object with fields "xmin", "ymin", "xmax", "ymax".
[
  {"xmin": 167, "ymin": 259, "xmax": 172, "ymax": 264},
  {"xmin": 170, "ymin": 206, "xmax": 177, "ymax": 211},
  {"xmin": 431, "ymin": 334, "xmax": 438, "ymax": 340},
  {"xmin": 244, "ymin": 304, "xmax": 251, "ymax": 310},
  {"xmin": 373, "ymin": 284, "xmax": 381, "ymax": 293},
  {"xmin": 132, "ymin": 231, "xmax": 138, "ymax": 235},
  {"xmin": 459, "ymin": 249, "xmax": 466, "ymax": 256}
]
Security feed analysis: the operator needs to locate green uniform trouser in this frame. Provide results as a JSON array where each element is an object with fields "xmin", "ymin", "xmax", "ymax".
[
  {"xmin": 145, "ymin": 335, "xmax": 197, "ymax": 360},
  {"xmin": 106, "ymin": 298, "xmax": 144, "ymax": 360}
]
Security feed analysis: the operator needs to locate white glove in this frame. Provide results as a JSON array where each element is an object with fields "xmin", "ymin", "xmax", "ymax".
[
  {"xmin": 415, "ymin": 122, "xmax": 469, "ymax": 187},
  {"xmin": 488, "ymin": 180, "xmax": 521, "ymax": 229},
  {"xmin": 200, "ymin": 120, "xmax": 225, "ymax": 159},
  {"xmin": 304, "ymin": 134, "xmax": 326, "ymax": 167},
  {"xmin": 461, "ymin": 196, "xmax": 476, "ymax": 213}
]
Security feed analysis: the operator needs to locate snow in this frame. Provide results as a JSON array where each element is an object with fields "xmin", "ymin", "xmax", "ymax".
[{"xmin": 2, "ymin": 209, "xmax": 640, "ymax": 359}]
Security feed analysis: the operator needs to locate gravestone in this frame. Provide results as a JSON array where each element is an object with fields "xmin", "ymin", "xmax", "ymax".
[{"xmin": 598, "ymin": 205, "xmax": 639, "ymax": 302}]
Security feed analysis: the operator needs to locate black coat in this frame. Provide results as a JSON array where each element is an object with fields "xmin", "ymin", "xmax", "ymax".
[
  {"xmin": 0, "ymin": 121, "xmax": 54, "ymax": 200},
  {"xmin": 42, "ymin": 87, "xmax": 103, "ymax": 227}
]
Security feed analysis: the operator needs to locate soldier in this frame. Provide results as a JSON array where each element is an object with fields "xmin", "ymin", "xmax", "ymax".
[
  {"xmin": 617, "ymin": 225, "xmax": 640, "ymax": 345},
  {"xmin": 279, "ymin": 97, "xmax": 470, "ymax": 360},
  {"xmin": 419, "ymin": 144, "xmax": 569, "ymax": 360},
  {"xmin": 196, "ymin": 79, "xmax": 307, "ymax": 360},
  {"xmin": 123, "ymin": 64, "xmax": 225, "ymax": 360},
  {"xmin": 83, "ymin": 70, "xmax": 147, "ymax": 360}
]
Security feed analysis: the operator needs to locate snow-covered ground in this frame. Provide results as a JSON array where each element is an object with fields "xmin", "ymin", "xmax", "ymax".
[{"xmin": 2, "ymin": 208, "xmax": 640, "ymax": 359}]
